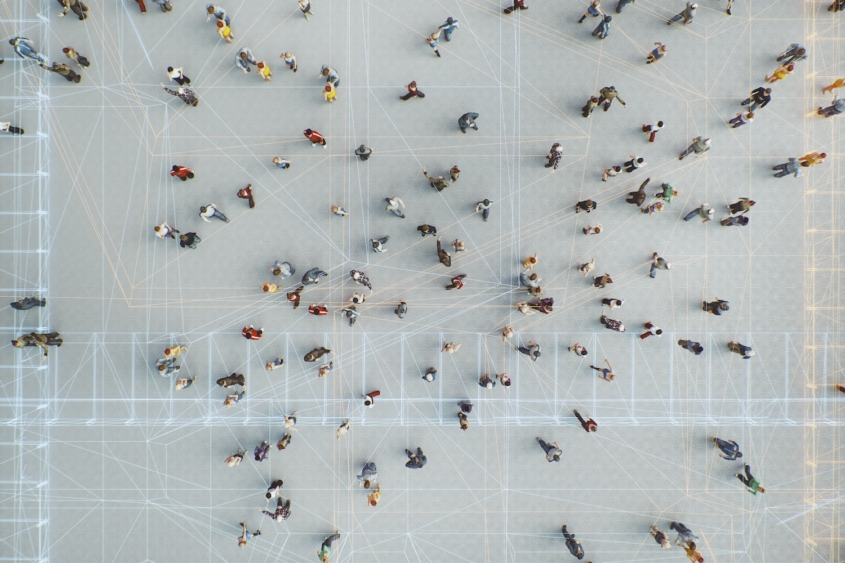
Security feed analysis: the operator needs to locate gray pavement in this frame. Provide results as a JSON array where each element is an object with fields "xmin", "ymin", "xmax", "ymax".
[{"xmin": 2, "ymin": 0, "xmax": 844, "ymax": 562}]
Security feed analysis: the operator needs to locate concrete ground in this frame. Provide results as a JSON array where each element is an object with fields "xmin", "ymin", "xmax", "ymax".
[{"xmin": 2, "ymin": 0, "xmax": 844, "ymax": 562}]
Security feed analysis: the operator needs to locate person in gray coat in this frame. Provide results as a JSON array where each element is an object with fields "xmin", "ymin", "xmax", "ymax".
[
  {"xmin": 536, "ymin": 437, "xmax": 561, "ymax": 462},
  {"xmin": 772, "ymin": 158, "xmax": 801, "ymax": 178},
  {"xmin": 235, "ymin": 48, "xmax": 257, "ymax": 73},
  {"xmin": 356, "ymin": 462, "xmax": 377, "ymax": 488},
  {"xmin": 668, "ymin": 1, "xmax": 697, "ymax": 25},
  {"xmin": 458, "ymin": 112, "xmax": 479, "ymax": 133}
]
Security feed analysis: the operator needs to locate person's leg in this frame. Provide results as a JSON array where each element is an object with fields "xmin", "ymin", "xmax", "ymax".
[
  {"xmin": 324, "ymin": 533, "xmax": 340, "ymax": 548},
  {"xmin": 574, "ymin": 410, "xmax": 586, "ymax": 427},
  {"xmin": 749, "ymin": 101, "xmax": 759, "ymax": 112},
  {"xmin": 482, "ymin": 208, "xmax": 489, "ymax": 221},
  {"xmin": 212, "ymin": 209, "xmax": 229, "ymax": 222},
  {"xmin": 537, "ymin": 438, "xmax": 550, "ymax": 453},
  {"xmin": 774, "ymin": 170, "xmax": 789, "ymax": 178},
  {"xmin": 744, "ymin": 464, "xmax": 753, "ymax": 481},
  {"xmin": 650, "ymin": 263, "xmax": 658, "ymax": 278},
  {"xmin": 400, "ymin": 92, "xmax": 413, "ymax": 100},
  {"xmin": 683, "ymin": 209, "xmax": 699, "ymax": 221}
]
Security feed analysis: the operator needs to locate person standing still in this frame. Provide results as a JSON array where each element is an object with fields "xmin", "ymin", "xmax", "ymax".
[{"xmin": 400, "ymin": 81, "xmax": 425, "ymax": 100}]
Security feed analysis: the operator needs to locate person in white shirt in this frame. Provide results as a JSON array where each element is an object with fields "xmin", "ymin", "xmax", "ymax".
[
  {"xmin": 154, "ymin": 221, "xmax": 179, "ymax": 239},
  {"xmin": 166, "ymin": 66, "xmax": 190, "ymax": 86},
  {"xmin": 199, "ymin": 203, "xmax": 229, "ymax": 223}
]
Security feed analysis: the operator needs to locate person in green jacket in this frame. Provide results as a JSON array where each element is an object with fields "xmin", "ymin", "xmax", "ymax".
[
  {"xmin": 736, "ymin": 464, "xmax": 766, "ymax": 494},
  {"xmin": 655, "ymin": 183, "xmax": 678, "ymax": 203},
  {"xmin": 318, "ymin": 533, "xmax": 340, "ymax": 562}
]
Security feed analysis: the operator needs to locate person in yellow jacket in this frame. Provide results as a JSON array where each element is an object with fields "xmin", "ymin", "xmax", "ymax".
[{"xmin": 324, "ymin": 83, "xmax": 336, "ymax": 103}]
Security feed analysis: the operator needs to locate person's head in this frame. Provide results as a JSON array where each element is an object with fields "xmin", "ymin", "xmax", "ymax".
[
  {"xmin": 636, "ymin": 158, "xmax": 644, "ymax": 164},
  {"xmin": 172, "ymin": 165, "xmax": 179, "ymax": 172},
  {"xmin": 179, "ymin": 234, "xmax": 188, "ymax": 242},
  {"xmin": 446, "ymin": 16, "xmax": 455, "ymax": 24},
  {"xmin": 11, "ymin": 339, "xmax": 21, "ymax": 347},
  {"xmin": 321, "ymin": 68, "xmax": 329, "ymax": 76},
  {"xmin": 423, "ymin": 372, "xmax": 433, "ymax": 381},
  {"xmin": 217, "ymin": 20, "xmax": 224, "ymax": 27},
  {"xmin": 325, "ymin": 85, "xmax": 332, "ymax": 92},
  {"xmin": 702, "ymin": 138, "xmax": 712, "ymax": 146},
  {"xmin": 719, "ymin": 302, "xmax": 730, "ymax": 311},
  {"xmin": 363, "ymin": 479, "xmax": 371, "ymax": 489},
  {"xmin": 429, "ymin": 32, "xmax": 439, "ymax": 40},
  {"xmin": 483, "ymin": 199, "xmax": 490, "ymax": 205},
  {"xmin": 764, "ymin": 88, "xmax": 772, "ymax": 95},
  {"xmin": 257, "ymin": 61, "xmax": 265, "ymax": 69},
  {"xmin": 820, "ymin": 153, "xmax": 827, "ymax": 158},
  {"xmin": 409, "ymin": 81, "xmax": 417, "ymax": 88},
  {"xmin": 706, "ymin": 208, "xmax": 715, "ymax": 216},
  {"xmin": 552, "ymin": 453, "xmax": 560, "ymax": 461},
  {"xmin": 604, "ymin": 15, "xmax": 612, "ymax": 21},
  {"xmin": 796, "ymin": 48, "xmax": 805, "ymax": 56},
  {"xmin": 62, "ymin": 47, "xmax": 71, "ymax": 54},
  {"xmin": 758, "ymin": 486, "xmax": 766, "ymax": 493},
  {"xmin": 689, "ymin": 2, "xmax": 698, "ymax": 8},
  {"xmin": 533, "ymin": 351, "xmax": 542, "ymax": 358},
  {"xmin": 154, "ymin": 226, "xmax": 162, "ymax": 233},
  {"xmin": 322, "ymin": 556, "xmax": 329, "ymax": 563},
  {"xmin": 283, "ymin": 52, "xmax": 292, "ymax": 59},
  {"xmin": 485, "ymin": 381, "xmax": 493, "ymax": 389},
  {"xmin": 158, "ymin": 364, "xmax": 166, "ymax": 372},
  {"xmin": 265, "ymin": 492, "xmax": 273, "ymax": 500},
  {"xmin": 369, "ymin": 496, "xmax": 378, "ymax": 506},
  {"xmin": 207, "ymin": 5, "xmax": 215, "ymax": 13},
  {"xmin": 786, "ymin": 64, "xmax": 794, "ymax": 71},
  {"xmin": 304, "ymin": 128, "xmax": 312, "ymax": 136},
  {"xmin": 655, "ymin": 329, "xmax": 663, "ymax": 336},
  {"xmin": 239, "ymin": 538, "xmax": 247, "ymax": 548},
  {"xmin": 167, "ymin": 66, "xmax": 174, "ymax": 73},
  {"xmin": 529, "ymin": 273, "xmax": 537, "ymax": 281}
]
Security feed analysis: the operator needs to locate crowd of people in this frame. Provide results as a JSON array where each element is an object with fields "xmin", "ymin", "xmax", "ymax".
[{"xmin": 8, "ymin": 0, "xmax": 843, "ymax": 560}]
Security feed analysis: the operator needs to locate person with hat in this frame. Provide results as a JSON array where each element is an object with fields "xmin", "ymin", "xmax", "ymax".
[
  {"xmin": 478, "ymin": 373, "xmax": 496, "ymax": 389},
  {"xmin": 426, "ymin": 31, "xmax": 442, "ymax": 57},
  {"xmin": 281, "ymin": 52, "xmax": 297, "ymax": 71}
]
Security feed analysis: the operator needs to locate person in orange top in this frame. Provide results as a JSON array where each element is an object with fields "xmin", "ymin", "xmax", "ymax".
[
  {"xmin": 799, "ymin": 151, "xmax": 826, "ymax": 167},
  {"xmin": 822, "ymin": 77, "xmax": 845, "ymax": 94}
]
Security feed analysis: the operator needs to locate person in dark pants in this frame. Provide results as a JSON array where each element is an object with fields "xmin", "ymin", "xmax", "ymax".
[
  {"xmin": 546, "ymin": 143, "xmax": 563, "ymax": 169},
  {"xmin": 670, "ymin": 522, "xmax": 698, "ymax": 545},
  {"xmin": 741, "ymin": 87, "xmax": 772, "ymax": 112},
  {"xmin": 573, "ymin": 410, "xmax": 597, "ymax": 432},
  {"xmin": 728, "ymin": 340, "xmax": 755, "ymax": 359},
  {"xmin": 503, "ymin": 0, "xmax": 527, "ymax": 14},
  {"xmin": 301, "ymin": 267, "xmax": 327, "ymax": 286},
  {"xmin": 591, "ymin": 15, "xmax": 612, "ymax": 39},
  {"xmin": 11, "ymin": 332, "xmax": 62, "ymax": 359},
  {"xmin": 318, "ymin": 533, "xmax": 340, "ymax": 563},
  {"xmin": 304, "ymin": 129, "xmax": 327, "ymax": 147},
  {"xmin": 582, "ymin": 96, "xmax": 600, "ymax": 118},
  {"xmin": 624, "ymin": 156, "xmax": 646, "ymax": 172},
  {"xmin": 720, "ymin": 215, "xmax": 749, "ymax": 227},
  {"xmin": 11, "ymin": 297, "xmax": 46, "ymax": 310},
  {"xmin": 667, "ymin": 1, "xmax": 697, "ymax": 26},
  {"xmin": 598, "ymin": 85, "xmax": 627, "ymax": 111},
  {"xmin": 217, "ymin": 373, "xmax": 245, "ymax": 387},
  {"xmin": 237, "ymin": 184, "xmax": 255, "ymax": 209},
  {"xmin": 304, "ymin": 347, "xmax": 331, "ymax": 362},
  {"xmin": 517, "ymin": 340, "xmax": 541, "ymax": 361},
  {"xmin": 561, "ymin": 525, "xmax": 584, "ymax": 559},
  {"xmin": 736, "ymin": 464, "xmax": 765, "ymax": 494},
  {"xmin": 161, "ymin": 84, "xmax": 198, "ymax": 106},
  {"xmin": 179, "ymin": 232, "xmax": 201, "ymax": 249},
  {"xmin": 536, "ymin": 437, "xmax": 561, "ymax": 462},
  {"xmin": 437, "ymin": 237, "xmax": 451, "ymax": 267},
  {"xmin": 728, "ymin": 198, "xmax": 755, "ymax": 215},
  {"xmin": 445, "ymin": 274, "xmax": 466, "ymax": 290},
  {"xmin": 170, "ymin": 165, "xmax": 194, "ymax": 181},
  {"xmin": 818, "ymin": 96, "xmax": 845, "ymax": 117},
  {"xmin": 400, "ymin": 81, "xmax": 424, "ymax": 100},
  {"xmin": 44, "ymin": 62, "xmax": 81, "ymax": 83},
  {"xmin": 458, "ymin": 112, "xmax": 479, "ymax": 133},
  {"xmin": 678, "ymin": 339, "xmax": 703, "ymax": 355},
  {"xmin": 395, "ymin": 301, "xmax": 408, "ymax": 318},
  {"xmin": 405, "ymin": 447, "xmax": 427, "ymax": 468},
  {"xmin": 712, "ymin": 437, "xmax": 742, "ymax": 460},
  {"xmin": 625, "ymin": 177, "xmax": 649, "ymax": 205},
  {"xmin": 777, "ymin": 43, "xmax": 807, "ymax": 65},
  {"xmin": 616, "ymin": 0, "xmax": 634, "ymax": 12},
  {"xmin": 574, "ymin": 199, "xmax": 597, "ymax": 213},
  {"xmin": 354, "ymin": 145, "xmax": 372, "ymax": 160},
  {"xmin": 830, "ymin": 0, "xmax": 845, "ymax": 11},
  {"xmin": 650, "ymin": 525, "xmax": 672, "ymax": 549},
  {"xmin": 475, "ymin": 199, "xmax": 492, "ymax": 220},
  {"xmin": 417, "ymin": 224, "xmax": 437, "ymax": 237},
  {"xmin": 167, "ymin": 66, "xmax": 190, "ymax": 86},
  {"xmin": 423, "ymin": 168, "xmax": 450, "ymax": 191},
  {"xmin": 57, "ymin": 0, "xmax": 89, "ymax": 20},
  {"xmin": 703, "ymin": 298, "xmax": 729, "ymax": 315},
  {"xmin": 773, "ymin": 158, "xmax": 801, "ymax": 178},
  {"xmin": 63, "ymin": 47, "xmax": 90, "ymax": 67}
]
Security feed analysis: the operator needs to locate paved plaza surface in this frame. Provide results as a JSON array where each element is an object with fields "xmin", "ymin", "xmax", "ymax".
[{"xmin": 2, "ymin": 0, "xmax": 844, "ymax": 562}]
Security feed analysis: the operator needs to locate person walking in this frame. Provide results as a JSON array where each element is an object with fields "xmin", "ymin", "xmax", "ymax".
[
  {"xmin": 475, "ymin": 199, "xmax": 492, "ymax": 221},
  {"xmin": 545, "ymin": 143, "xmax": 563, "ymax": 169},
  {"xmin": 640, "ymin": 321, "xmax": 662, "ymax": 339},
  {"xmin": 536, "ymin": 437, "xmax": 561, "ymax": 462},
  {"xmin": 568, "ymin": 343, "xmax": 588, "ymax": 356},
  {"xmin": 458, "ymin": 411, "xmax": 469, "ymax": 430},
  {"xmin": 646, "ymin": 43, "xmax": 667, "ymax": 64},
  {"xmin": 439, "ymin": 17, "xmax": 460, "ymax": 40},
  {"xmin": 574, "ymin": 199, "xmax": 597, "ymax": 213},
  {"xmin": 270, "ymin": 260, "xmax": 295, "ymax": 279},
  {"xmin": 400, "ymin": 81, "xmax": 425, "ymax": 100},
  {"xmin": 170, "ymin": 165, "xmax": 194, "ymax": 181},
  {"xmin": 10, "ymin": 297, "xmax": 46, "ymax": 310},
  {"xmin": 720, "ymin": 215, "xmax": 749, "ymax": 227},
  {"xmin": 578, "ymin": 258, "xmax": 595, "ymax": 276},
  {"xmin": 670, "ymin": 522, "xmax": 699, "ymax": 545},
  {"xmin": 600, "ymin": 311, "xmax": 625, "ymax": 331},
  {"xmin": 441, "ymin": 341, "xmax": 461, "ymax": 354},
  {"xmin": 504, "ymin": 0, "xmax": 528, "ymax": 13},
  {"xmin": 242, "ymin": 325, "xmax": 263, "ymax": 340},
  {"xmin": 62, "ymin": 47, "xmax": 90, "ymax": 68},
  {"xmin": 729, "ymin": 110, "xmax": 754, "ymax": 128},
  {"xmin": 736, "ymin": 464, "xmax": 766, "ymax": 494},
  {"xmin": 155, "ymin": 357, "xmax": 179, "ymax": 376},
  {"xmin": 371, "ymin": 236, "xmax": 389, "ymax": 253},
  {"xmin": 713, "ymin": 437, "xmax": 743, "ymax": 459},
  {"xmin": 650, "ymin": 525, "xmax": 672, "ymax": 549},
  {"xmin": 317, "ymin": 533, "xmax": 340, "ymax": 563},
  {"xmin": 262, "ymin": 282, "xmax": 281, "ymax": 294},
  {"xmin": 384, "ymin": 197, "xmax": 405, "ymax": 218},
  {"xmin": 817, "ymin": 96, "xmax": 845, "ymax": 117},
  {"xmin": 57, "ymin": 0, "xmax": 89, "ymax": 20},
  {"xmin": 10, "ymin": 37, "xmax": 48, "ymax": 65},
  {"xmin": 298, "ymin": 0, "xmax": 314, "ymax": 19},
  {"xmin": 12, "ymin": 332, "xmax": 62, "ymax": 360},
  {"xmin": 683, "ymin": 203, "xmax": 714, "ymax": 222},
  {"xmin": 830, "ymin": 0, "xmax": 845, "ymax": 11},
  {"xmin": 727, "ymin": 340, "xmax": 755, "ymax": 358},
  {"xmin": 625, "ymin": 177, "xmax": 649, "ymax": 205},
  {"xmin": 678, "ymin": 136, "xmax": 711, "ymax": 160},
  {"xmin": 225, "ymin": 448, "xmax": 245, "ymax": 466},
  {"xmin": 417, "ymin": 223, "xmax": 437, "ymax": 237},
  {"xmin": 355, "ymin": 145, "xmax": 372, "ymax": 161},
  {"xmin": 650, "ymin": 252, "xmax": 671, "ymax": 278},
  {"xmin": 458, "ymin": 112, "xmax": 479, "ymax": 133},
  {"xmin": 520, "ymin": 270, "xmax": 542, "ymax": 289},
  {"xmin": 517, "ymin": 340, "xmax": 541, "ymax": 361},
  {"xmin": 199, "ymin": 203, "xmax": 229, "ymax": 223},
  {"xmin": 422, "ymin": 168, "xmax": 450, "ymax": 191},
  {"xmin": 593, "ymin": 273, "xmax": 613, "ymax": 288},
  {"xmin": 624, "ymin": 156, "xmax": 646, "ymax": 172},
  {"xmin": 741, "ymin": 87, "xmax": 772, "ymax": 112},
  {"xmin": 303, "ymin": 128, "xmax": 326, "ymax": 148},
  {"xmin": 582, "ymin": 96, "xmax": 600, "ymax": 118},
  {"xmin": 642, "ymin": 121, "xmax": 663, "ymax": 142},
  {"xmin": 179, "ymin": 232, "xmax": 201, "ymax": 249},
  {"xmin": 667, "ymin": 1, "xmax": 697, "ymax": 26},
  {"xmin": 777, "ymin": 43, "xmax": 808, "ymax": 65},
  {"xmin": 405, "ymin": 447, "xmax": 427, "ymax": 468},
  {"xmin": 254, "ymin": 441, "xmax": 270, "ymax": 462},
  {"xmin": 154, "ymin": 221, "xmax": 179, "ymax": 239},
  {"xmin": 445, "ymin": 274, "xmax": 466, "ymax": 290},
  {"xmin": 322, "ymin": 82, "xmax": 336, "ymax": 101},
  {"xmin": 301, "ymin": 267, "xmax": 328, "ymax": 286},
  {"xmin": 395, "ymin": 301, "xmax": 408, "ymax": 318},
  {"xmin": 583, "ymin": 224, "xmax": 602, "ymax": 236},
  {"xmin": 310, "ymin": 304, "xmax": 331, "ymax": 315},
  {"xmin": 206, "ymin": 4, "xmax": 230, "ymax": 24},
  {"xmin": 425, "ymin": 31, "xmax": 442, "ymax": 57},
  {"xmin": 357, "ymin": 462, "xmax": 377, "ymax": 488},
  {"xmin": 703, "ymin": 297, "xmax": 729, "ymax": 315},
  {"xmin": 727, "ymin": 198, "xmax": 755, "ymax": 215},
  {"xmin": 598, "ymin": 86, "xmax": 627, "ymax": 111},
  {"xmin": 235, "ymin": 48, "xmax": 257, "ymax": 72},
  {"xmin": 266, "ymin": 357, "xmax": 285, "ymax": 370},
  {"xmin": 260, "ymin": 497, "xmax": 291, "ymax": 522},
  {"xmin": 216, "ymin": 20, "xmax": 234, "ymax": 42},
  {"xmin": 217, "ymin": 373, "xmax": 245, "ymax": 387},
  {"xmin": 166, "ymin": 66, "xmax": 190, "ymax": 86},
  {"xmin": 256, "ymin": 61, "xmax": 272, "ymax": 82},
  {"xmin": 766, "ymin": 63, "xmax": 794, "ymax": 83},
  {"xmin": 318, "ymin": 65, "xmax": 340, "ymax": 87},
  {"xmin": 772, "ymin": 157, "xmax": 802, "ymax": 178},
  {"xmin": 478, "ymin": 373, "xmax": 496, "ymax": 389},
  {"xmin": 350, "ymin": 269, "xmax": 373, "ymax": 292},
  {"xmin": 615, "ymin": 0, "xmax": 634, "ymax": 12},
  {"xmin": 822, "ymin": 77, "xmax": 845, "ymax": 94},
  {"xmin": 590, "ymin": 359, "xmax": 615, "ymax": 381},
  {"xmin": 561, "ymin": 525, "xmax": 584, "ymax": 560},
  {"xmin": 574, "ymin": 410, "xmax": 597, "ymax": 432},
  {"xmin": 678, "ymin": 339, "xmax": 704, "ymax": 355},
  {"xmin": 276, "ymin": 433, "xmax": 292, "ymax": 450},
  {"xmin": 44, "ymin": 62, "xmax": 82, "ymax": 83},
  {"xmin": 304, "ymin": 347, "xmax": 331, "ymax": 362},
  {"xmin": 285, "ymin": 287, "xmax": 303, "ymax": 309},
  {"xmin": 799, "ymin": 151, "xmax": 826, "ymax": 167},
  {"xmin": 237, "ymin": 184, "xmax": 255, "ymax": 208},
  {"xmin": 654, "ymin": 182, "xmax": 677, "ymax": 203},
  {"xmin": 578, "ymin": 0, "xmax": 603, "ymax": 23},
  {"xmin": 160, "ymin": 83, "xmax": 198, "ymax": 106},
  {"xmin": 237, "ymin": 522, "xmax": 260, "ymax": 548},
  {"xmin": 449, "ymin": 165, "xmax": 461, "ymax": 182},
  {"xmin": 0, "ymin": 121, "xmax": 23, "ymax": 135},
  {"xmin": 436, "ymin": 237, "xmax": 452, "ymax": 267},
  {"xmin": 591, "ymin": 15, "xmax": 612, "ymax": 39},
  {"xmin": 280, "ymin": 52, "xmax": 297, "ymax": 72},
  {"xmin": 330, "ymin": 205, "xmax": 347, "ymax": 216},
  {"xmin": 422, "ymin": 367, "xmax": 436, "ymax": 381}
]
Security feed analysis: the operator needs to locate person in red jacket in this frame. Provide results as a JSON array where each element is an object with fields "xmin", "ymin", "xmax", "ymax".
[
  {"xmin": 303, "ymin": 128, "xmax": 326, "ymax": 148},
  {"xmin": 237, "ymin": 184, "xmax": 255, "ymax": 208},
  {"xmin": 445, "ymin": 274, "xmax": 466, "ymax": 290},
  {"xmin": 170, "ymin": 165, "xmax": 194, "ymax": 181},
  {"xmin": 242, "ymin": 325, "xmax": 263, "ymax": 340},
  {"xmin": 400, "ymin": 81, "xmax": 425, "ymax": 100},
  {"xmin": 308, "ymin": 304, "xmax": 328, "ymax": 316},
  {"xmin": 574, "ymin": 410, "xmax": 597, "ymax": 432}
]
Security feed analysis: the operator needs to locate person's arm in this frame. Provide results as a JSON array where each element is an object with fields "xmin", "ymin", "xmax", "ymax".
[{"xmin": 605, "ymin": 359, "xmax": 613, "ymax": 371}]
